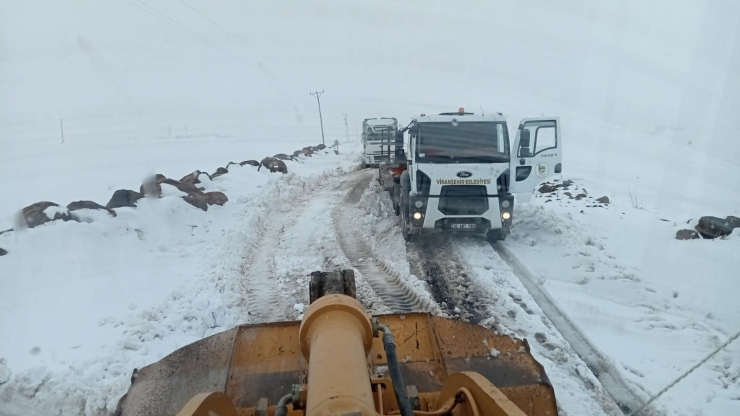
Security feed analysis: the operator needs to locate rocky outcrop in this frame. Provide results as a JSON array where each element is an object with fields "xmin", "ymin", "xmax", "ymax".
[
  {"xmin": 106, "ymin": 190, "xmax": 144, "ymax": 209},
  {"xmin": 595, "ymin": 196, "xmax": 610, "ymax": 204},
  {"xmin": 676, "ymin": 229, "xmax": 699, "ymax": 240},
  {"xmin": 316, "ymin": 143, "xmax": 327, "ymax": 150},
  {"xmin": 0, "ymin": 248, "xmax": 7, "ymax": 256},
  {"xmin": 205, "ymin": 191, "xmax": 228, "ymax": 206},
  {"xmin": 301, "ymin": 147, "xmax": 314, "ymax": 157},
  {"xmin": 67, "ymin": 200, "xmax": 116, "ymax": 217},
  {"xmin": 22, "ymin": 201, "xmax": 74, "ymax": 228},
  {"xmin": 258, "ymin": 157, "xmax": 288, "ymax": 174}
]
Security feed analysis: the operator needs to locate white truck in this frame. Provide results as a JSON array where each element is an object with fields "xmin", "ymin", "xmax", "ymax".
[
  {"xmin": 382, "ymin": 108, "xmax": 562, "ymax": 242},
  {"xmin": 362, "ymin": 118, "xmax": 398, "ymax": 167}
]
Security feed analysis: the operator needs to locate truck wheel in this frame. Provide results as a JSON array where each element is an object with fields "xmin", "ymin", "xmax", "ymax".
[
  {"xmin": 400, "ymin": 174, "xmax": 414, "ymax": 242},
  {"xmin": 486, "ymin": 229, "xmax": 506, "ymax": 243},
  {"xmin": 392, "ymin": 184, "xmax": 401, "ymax": 216},
  {"xmin": 401, "ymin": 212, "xmax": 415, "ymax": 242}
]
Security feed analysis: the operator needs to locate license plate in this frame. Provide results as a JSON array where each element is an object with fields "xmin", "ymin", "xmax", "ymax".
[{"xmin": 451, "ymin": 223, "xmax": 477, "ymax": 229}]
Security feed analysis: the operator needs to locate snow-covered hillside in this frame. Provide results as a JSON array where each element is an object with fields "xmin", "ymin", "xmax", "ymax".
[{"xmin": 1, "ymin": 1, "xmax": 739, "ymax": 415}]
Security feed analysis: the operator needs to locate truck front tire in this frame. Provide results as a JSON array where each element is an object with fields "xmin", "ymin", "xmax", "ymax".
[
  {"xmin": 400, "ymin": 171, "xmax": 415, "ymax": 242},
  {"xmin": 486, "ymin": 229, "xmax": 507, "ymax": 243}
]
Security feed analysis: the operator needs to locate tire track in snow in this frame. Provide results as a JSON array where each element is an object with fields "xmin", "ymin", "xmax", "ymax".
[
  {"xmin": 407, "ymin": 237, "xmax": 486, "ymax": 323},
  {"xmin": 493, "ymin": 242, "xmax": 652, "ymax": 415},
  {"xmin": 333, "ymin": 171, "xmax": 434, "ymax": 314},
  {"xmin": 240, "ymin": 180, "xmax": 327, "ymax": 324}
]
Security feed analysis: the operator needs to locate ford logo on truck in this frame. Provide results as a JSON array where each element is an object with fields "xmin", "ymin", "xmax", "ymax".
[{"xmin": 456, "ymin": 171, "xmax": 473, "ymax": 178}]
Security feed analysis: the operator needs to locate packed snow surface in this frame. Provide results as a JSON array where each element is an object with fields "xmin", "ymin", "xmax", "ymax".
[{"xmin": 2, "ymin": 0, "xmax": 739, "ymax": 415}]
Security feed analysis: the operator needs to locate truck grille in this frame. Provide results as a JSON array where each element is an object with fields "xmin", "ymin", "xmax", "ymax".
[{"xmin": 437, "ymin": 186, "xmax": 489, "ymax": 215}]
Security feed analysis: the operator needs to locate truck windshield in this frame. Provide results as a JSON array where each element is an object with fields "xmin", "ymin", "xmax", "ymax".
[
  {"xmin": 366, "ymin": 128, "xmax": 395, "ymax": 143},
  {"xmin": 417, "ymin": 122, "xmax": 509, "ymax": 163}
]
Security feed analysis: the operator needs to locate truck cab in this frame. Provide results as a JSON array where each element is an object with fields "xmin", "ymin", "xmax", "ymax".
[
  {"xmin": 362, "ymin": 117, "xmax": 398, "ymax": 167},
  {"xmin": 392, "ymin": 109, "xmax": 562, "ymax": 242}
]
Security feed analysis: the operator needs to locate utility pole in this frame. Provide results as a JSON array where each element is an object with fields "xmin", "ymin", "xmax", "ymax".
[
  {"xmin": 343, "ymin": 113, "xmax": 349, "ymax": 143},
  {"xmin": 60, "ymin": 119, "xmax": 65, "ymax": 144},
  {"xmin": 310, "ymin": 90, "xmax": 325, "ymax": 145}
]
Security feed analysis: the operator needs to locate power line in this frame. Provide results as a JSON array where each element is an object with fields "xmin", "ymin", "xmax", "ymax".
[
  {"xmin": 631, "ymin": 331, "xmax": 740, "ymax": 416},
  {"xmin": 122, "ymin": 0, "xmax": 212, "ymax": 45},
  {"xmin": 178, "ymin": 0, "xmax": 238, "ymax": 40},
  {"xmin": 310, "ymin": 91, "xmax": 325, "ymax": 146},
  {"xmin": 135, "ymin": 0, "xmax": 214, "ymax": 45}
]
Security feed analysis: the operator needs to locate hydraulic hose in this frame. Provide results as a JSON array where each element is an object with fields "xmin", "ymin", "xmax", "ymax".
[
  {"xmin": 375, "ymin": 323, "xmax": 415, "ymax": 416},
  {"xmin": 274, "ymin": 393, "xmax": 293, "ymax": 416}
]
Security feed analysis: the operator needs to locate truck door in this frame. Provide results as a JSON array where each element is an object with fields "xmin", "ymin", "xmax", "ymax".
[{"xmin": 508, "ymin": 118, "xmax": 561, "ymax": 202}]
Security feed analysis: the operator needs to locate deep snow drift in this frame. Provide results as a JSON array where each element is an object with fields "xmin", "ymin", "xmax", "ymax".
[{"xmin": 0, "ymin": 147, "xmax": 362, "ymax": 415}]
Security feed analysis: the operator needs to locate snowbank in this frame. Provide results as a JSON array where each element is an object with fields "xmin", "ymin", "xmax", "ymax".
[
  {"xmin": 505, "ymin": 178, "xmax": 740, "ymax": 415},
  {"xmin": 0, "ymin": 146, "xmax": 362, "ymax": 416}
]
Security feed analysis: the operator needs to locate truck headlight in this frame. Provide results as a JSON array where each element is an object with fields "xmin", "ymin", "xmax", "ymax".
[
  {"xmin": 413, "ymin": 212, "xmax": 422, "ymax": 220},
  {"xmin": 501, "ymin": 200, "xmax": 510, "ymax": 208},
  {"xmin": 414, "ymin": 200, "xmax": 423, "ymax": 208},
  {"xmin": 502, "ymin": 212, "xmax": 511, "ymax": 220}
]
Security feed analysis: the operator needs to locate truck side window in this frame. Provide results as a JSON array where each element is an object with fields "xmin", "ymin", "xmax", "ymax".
[{"xmin": 534, "ymin": 125, "xmax": 556, "ymax": 154}]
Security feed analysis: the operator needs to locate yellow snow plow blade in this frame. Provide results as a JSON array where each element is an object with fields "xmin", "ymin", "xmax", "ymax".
[{"xmin": 116, "ymin": 271, "xmax": 557, "ymax": 416}]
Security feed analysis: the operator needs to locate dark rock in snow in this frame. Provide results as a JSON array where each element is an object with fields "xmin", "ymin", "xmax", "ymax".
[
  {"xmin": 292, "ymin": 150, "xmax": 303, "ymax": 158},
  {"xmin": 0, "ymin": 228, "xmax": 13, "ymax": 236},
  {"xmin": 225, "ymin": 162, "xmax": 241, "ymax": 170},
  {"xmin": 106, "ymin": 190, "xmax": 144, "ymax": 209},
  {"xmin": 676, "ymin": 229, "xmax": 699, "ymax": 240},
  {"xmin": 301, "ymin": 147, "xmax": 314, "ymax": 157},
  {"xmin": 563, "ymin": 180, "xmax": 574, "ymax": 187},
  {"xmin": 596, "ymin": 196, "xmax": 610, "ymax": 204},
  {"xmin": 575, "ymin": 193, "xmax": 587, "ymax": 200},
  {"xmin": 538, "ymin": 184, "xmax": 555, "ymax": 193},
  {"xmin": 22, "ymin": 201, "xmax": 73, "ymax": 228},
  {"xmin": 240, "ymin": 160, "xmax": 260, "ymax": 167},
  {"xmin": 564, "ymin": 191, "xmax": 573, "ymax": 198},
  {"xmin": 695, "ymin": 216, "xmax": 739, "ymax": 238},
  {"xmin": 209, "ymin": 167, "xmax": 229, "ymax": 180},
  {"xmin": 67, "ymin": 200, "xmax": 117, "ymax": 217},
  {"xmin": 180, "ymin": 170, "xmax": 203, "ymax": 185},
  {"xmin": 0, "ymin": 248, "xmax": 7, "ymax": 256},
  {"xmin": 205, "ymin": 191, "xmax": 228, "ymax": 206},
  {"xmin": 316, "ymin": 144, "xmax": 327, "ymax": 150}
]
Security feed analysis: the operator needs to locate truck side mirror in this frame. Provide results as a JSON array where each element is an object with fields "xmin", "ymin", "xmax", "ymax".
[{"xmin": 520, "ymin": 130, "xmax": 531, "ymax": 148}]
